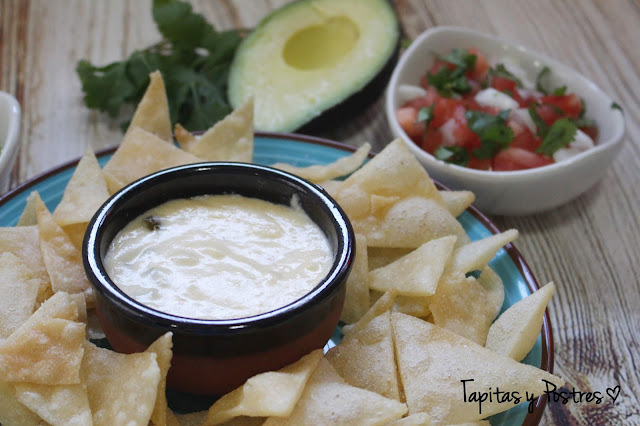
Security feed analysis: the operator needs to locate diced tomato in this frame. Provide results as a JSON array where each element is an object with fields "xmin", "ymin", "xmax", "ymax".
[
  {"xmin": 510, "ymin": 126, "xmax": 541, "ymax": 152},
  {"xmin": 581, "ymin": 126, "xmax": 599, "ymax": 142},
  {"xmin": 429, "ymin": 59, "xmax": 456, "ymax": 76},
  {"xmin": 491, "ymin": 76, "xmax": 517, "ymax": 93},
  {"xmin": 396, "ymin": 107, "xmax": 425, "ymax": 143},
  {"xmin": 432, "ymin": 98, "xmax": 460, "ymax": 128},
  {"xmin": 532, "ymin": 103, "xmax": 562, "ymax": 126},
  {"xmin": 540, "ymin": 93, "xmax": 583, "ymax": 118},
  {"xmin": 421, "ymin": 128, "xmax": 443, "ymax": 154},
  {"xmin": 404, "ymin": 87, "xmax": 439, "ymax": 110},
  {"xmin": 467, "ymin": 48, "xmax": 489, "ymax": 81},
  {"xmin": 492, "ymin": 148, "xmax": 554, "ymax": 171},
  {"xmin": 453, "ymin": 106, "xmax": 481, "ymax": 149},
  {"xmin": 467, "ymin": 155, "xmax": 492, "ymax": 170}
]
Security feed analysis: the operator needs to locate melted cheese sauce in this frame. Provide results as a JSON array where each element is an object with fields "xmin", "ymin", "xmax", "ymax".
[{"xmin": 104, "ymin": 194, "xmax": 333, "ymax": 319}]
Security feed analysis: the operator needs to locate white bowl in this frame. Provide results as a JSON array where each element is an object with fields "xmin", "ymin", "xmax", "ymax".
[
  {"xmin": 385, "ymin": 26, "xmax": 625, "ymax": 215},
  {"xmin": 0, "ymin": 92, "xmax": 21, "ymax": 194}
]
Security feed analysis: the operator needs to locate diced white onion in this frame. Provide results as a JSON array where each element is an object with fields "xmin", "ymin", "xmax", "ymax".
[
  {"xmin": 511, "ymin": 108, "xmax": 536, "ymax": 133},
  {"xmin": 474, "ymin": 88, "xmax": 519, "ymax": 110},
  {"xmin": 398, "ymin": 84, "xmax": 427, "ymax": 104},
  {"xmin": 552, "ymin": 130, "xmax": 595, "ymax": 162}
]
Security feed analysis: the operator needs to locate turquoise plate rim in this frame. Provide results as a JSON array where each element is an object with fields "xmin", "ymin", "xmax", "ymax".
[{"xmin": 0, "ymin": 131, "xmax": 553, "ymax": 425}]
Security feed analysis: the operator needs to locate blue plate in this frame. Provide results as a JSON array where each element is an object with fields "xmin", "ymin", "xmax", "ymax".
[{"xmin": 0, "ymin": 132, "xmax": 552, "ymax": 425}]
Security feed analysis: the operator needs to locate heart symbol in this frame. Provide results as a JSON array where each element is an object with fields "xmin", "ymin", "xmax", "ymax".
[{"xmin": 606, "ymin": 386, "xmax": 620, "ymax": 403}]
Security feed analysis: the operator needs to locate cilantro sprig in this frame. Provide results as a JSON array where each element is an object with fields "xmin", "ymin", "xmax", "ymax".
[
  {"xmin": 76, "ymin": 0, "xmax": 242, "ymax": 131},
  {"xmin": 434, "ymin": 146, "xmax": 469, "ymax": 166},
  {"xmin": 417, "ymin": 106, "xmax": 434, "ymax": 127},
  {"xmin": 536, "ymin": 118, "xmax": 577, "ymax": 156},
  {"xmin": 466, "ymin": 110, "xmax": 514, "ymax": 159},
  {"xmin": 489, "ymin": 64, "xmax": 523, "ymax": 87},
  {"xmin": 427, "ymin": 48, "xmax": 476, "ymax": 97}
]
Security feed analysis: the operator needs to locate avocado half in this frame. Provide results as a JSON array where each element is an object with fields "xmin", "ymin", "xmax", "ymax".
[{"xmin": 228, "ymin": 0, "xmax": 400, "ymax": 132}]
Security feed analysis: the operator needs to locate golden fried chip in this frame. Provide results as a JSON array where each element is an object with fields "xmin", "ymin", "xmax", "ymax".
[
  {"xmin": 351, "ymin": 196, "xmax": 469, "ymax": 248},
  {"xmin": 174, "ymin": 123, "xmax": 196, "ymax": 147},
  {"xmin": 175, "ymin": 411, "xmax": 208, "ymax": 426},
  {"xmin": 317, "ymin": 180, "xmax": 342, "ymax": 198},
  {"xmin": 0, "ymin": 253, "xmax": 40, "ymax": 338},
  {"xmin": 126, "ymin": 70, "xmax": 172, "ymax": 142},
  {"xmin": 34, "ymin": 192, "xmax": 91, "ymax": 296},
  {"xmin": 83, "ymin": 341, "xmax": 161, "ymax": 426},
  {"xmin": 369, "ymin": 236, "xmax": 457, "ymax": 297},
  {"xmin": 147, "ymin": 332, "xmax": 174, "ymax": 426},
  {"xmin": 103, "ymin": 127, "xmax": 200, "ymax": 194},
  {"xmin": 14, "ymin": 382, "xmax": 92, "ymax": 426},
  {"xmin": 326, "ymin": 311, "xmax": 400, "ymax": 400},
  {"xmin": 343, "ymin": 287, "xmax": 398, "ymax": 335},
  {"xmin": 263, "ymin": 359, "xmax": 407, "ymax": 425},
  {"xmin": 271, "ymin": 143, "xmax": 370, "ymax": 183},
  {"xmin": 0, "ymin": 318, "xmax": 85, "ymax": 385},
  {"xmin": 386, "ymin": 412, "xmax": 431, "ymax": 425},
  {"xmin": 17, "ymin": 191, "xmax": 39, "ymax": 226},
  {"xmin": 439, "ymin": 190, "xmax": 475, "ymax": 217},
  {"xmin": 428, "ymin": 275, "xmax": 494, "ymax": 345},
  {"xmin": 340, "ymin": 234, "xmax": 370, "ymax": 324},
  {"xmin": 0, "ymin": 224, "xmax": 52, "ymax": 303},
  {"xmin": 204, "ymin": 350, "xmax": 323, "ymax": 425},
  {"xmin": 52, "ymin": 147, "xmax": 109, "ymax": 227},
  {"xmin": 391, "ymin": 313, "xmax": 563, "ymax": 423},
  {"xmin": 447, "ymin": 230, "xmax": 518, "ymax": 277},
  {"xmin": 0, "ymin": 380, "xmax": 43, "ymax": 425},
  {"xmin": 181, "ymin": 98, "xmax": 254, "ymax": 162},
  {"xmin": 62, "ymin": 222, "xmax": 88, "ymax": 250},
  {"xmin": 477, "ymin": 266, "xmax": 505, "ymax": 321},
  {"xmin": 485, "ymin": 283, "xmax": 555, "ymax": 361},
  {"xmin": 367, "ymin": 246, "xmax": 412, "ymax": 270}
]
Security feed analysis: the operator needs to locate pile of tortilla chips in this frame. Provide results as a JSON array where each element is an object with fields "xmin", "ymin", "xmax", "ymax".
[{"xmin": 0, "ymin": 71, "xmax": 562, "ymax": 425}]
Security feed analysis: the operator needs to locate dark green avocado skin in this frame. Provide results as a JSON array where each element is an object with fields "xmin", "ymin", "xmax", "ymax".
[{"xmin": 298, "ymin": 37, "xmax": 401, "ymax": 135}]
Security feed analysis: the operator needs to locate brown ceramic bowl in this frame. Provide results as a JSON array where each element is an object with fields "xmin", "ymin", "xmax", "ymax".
[{"xmin": 82, "ymin": 162, "xmax": 355, "ymax": 395}]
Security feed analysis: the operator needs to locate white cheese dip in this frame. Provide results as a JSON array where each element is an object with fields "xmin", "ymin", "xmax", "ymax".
[{"xmin": 103, "ymin": 194, "xmax": 333, "ymax": 319}]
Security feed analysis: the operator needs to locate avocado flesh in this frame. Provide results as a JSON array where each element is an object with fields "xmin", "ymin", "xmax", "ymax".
[{"xmin": 228, "ymin": 0, "xmax": 399, "ymax": 132}]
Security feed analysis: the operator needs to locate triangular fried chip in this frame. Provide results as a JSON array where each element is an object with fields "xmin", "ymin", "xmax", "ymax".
[
  {"xmin": 0, "ymin": 318, "xmax": 85, "ymax": 385},
  {"xmin": 17, "ymin": 191, "xmax": 40, "ymax": 226},
  {"xmin": 367, "ymin": 246, "xmax": 412, "ymax": 270},
  {"xmin": 175, "ymin": 411, "xmax": 208, "ymax": 426},
  {"xmin": 317, "ymin": 180, "xmax": 342, "ymax": 198},
  {"xmin": 0, "ymin": 380, "xmax": 43, "ymax": 425},
  {"xmin": 447, "ymin": 230, "xmax": 518, "ymax": 277},
  {"xmin": 387, "ymin": 412, "xmax": 432, "ymax": 425},
  {"xmin": 204, "ymin": 350, "xmax": 323, "ymax": 425},
  {"xmin": 343, "ymin": 287, "xmax": 398, "ymax": 335},
  {"xmin": 103, "ymin": 127, "xmax": 200, "ymax": 193},
  {"xmin": 0, "ymin": 224, "xmax": 52, "ymax": 303},
  {"xmin": 34, "ymin": 192, "xmax": 91, "ymax": 297},
  {"xmin": 180, "ymin": 98, "xmax": 254, "ymax": 162},
  {"xmin": 0, "ymin": 252, "xmax": 40, "ymax": 338},
  {"xmin": 391, "ymin": 313, "xmax": 563, "ymax": 423},
  {"xmin": 428, "ymin": 275, "xmax": 495, "ymax": 345},
  {"xmin": 14, "ymin": 382, "xmax": 92, "ymax": 426},
  {"xmin": 174, "ymin": 123, "xmax": 196, "ymax": 147},
  {"xmin": 63, "ymin": 222, "xmax": 89, "ymax": 250},
  {"xmin": 486, "ymin": 282, "xmax": 555, "ymax": 361},
  {"xmin": 126, "ymin": 70, "xmax": 172, "ymax": 142},
  {"xmin": 440, "ymin": 190, "xmax": 475, "ymax": 217},
  {"xmin": 82, "ymin": 341, "xmax": 160, "ymax": 426},
  {"xmin": 340, "ymin": 234, "xmax": 370, "ymax": 324},
  {"xmin": 477, "ymin": 266, "xmax": 505, "ymax": 321},
  {"xmin": 147, "ymin": 332, "xmax": 173, "ymax": 426},
  {"xmin": 52, "ymin": 147, "xmax": 109, "ymax": 227},
  {"xmin": 263, "ymin": 359, "xmax": 407, "ymax": 425},
  {"xmin": 369, "ymin": 236, "xmax": 457, "ymax": 297},
  {"xmin": 326, "ymin": 311, "xmax": 400, "ymax": 400},
  {"xmin": 271, "ymin": 143, "xmax": 371, "ymax": 183}
]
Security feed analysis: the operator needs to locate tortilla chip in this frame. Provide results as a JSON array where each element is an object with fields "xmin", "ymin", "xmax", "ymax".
[
  {"xmin": 485, "ymin": 283, "xmax": 555, "ymax": 361},
  {"xmin": 317, "ymin": 180, "xmax": 342, "ymax": 198},
  {"xmin": 17, "ymin": 191, "xmax": 40, "ymax": 226},
  {"xmin": 52, "ymin": 147, "xmax": 109, "ymax": 227},
  {"xmin": 62, "ymin": 222, "xmax": 88, "ymax": 250},
  {"xmin": 0, "ymin": 224, "xmax": 52, "ymax": 303},
  {"xmin": 369, "ymin": 236, "xmax": 457, "ymax": 297},
  {"xmin": 367, "ymin": 246, "xmax": 412, "ymax": 270},
  {"xmin": 103, "ymin": 127, "xmax": 200, "ymax": 193},
  {"xmin": 34, "ymin": 193, "xmax": 91, "ymax": 296},
  {"xmin": 0, "ymin": 252, "xmax": 40, "ymax": 338},
  {"xmin": 14, "ymin": 382, "xmax": 92, "ymax": 426},
  {"xmin": 181, "ymin": 98, "xmax": 254, "ymax": 162},
  {"xmin": 342, "ymin": 287, "xmax": 398, "ymax": 335},
  {"xmin": 326, "ymin": 311, "xmax": 400, "ymax": 400},
  {"xmin": 204, "ymin": 350, "xmax": 323, "ymax": 425},
  {"xmin": 386, "ymin": 412, "xmax": 432, "ymax": 425},
  {"xmin": 174, "ymin": 123, "xmax": 196, "ymax": 147},
  {"xmin": 477, "ymin": 266, "xmax": 505, "ymax": 321},
  {"xmin": 340, "ymin": 234, "xmax": 370, "ymax": 324},
  {"xmin": 447, "ymin": 230, "xmax": 518, "ymax": 277},
  {"xmin": 0, "ymin": 380, "xmax": 43, "ymax": 425},
  {"xmin": 126, "ymin": 70, "xmax": 172, "ymax": 142},
  {"xmin": 0, "ymin": 318, "xmax": 85, "ymax": 385},
  {"xmin": 271, "ymin": 143, "xmax": 371, "ymax": 183},
  {"xmin": 175, "ymin": 411, "xmax": 208, "ymax": 426},
  {"xmin": 391, "ymin": 313, "xmax": 563, "ymax": 423},
  {"xmin": 147, "ymin": 332, "xmax": 174, "ymax": 426},
  {"xmin": 263, "ymin": 359, "xmax": 407, "ymax": 425},
  {"xmin": 83, "ymin": 341, "xmax": 161, "ymax": 426},
  {"xmin": 440, "ymin": 190, "xmax": 475, "ymax": 217}
]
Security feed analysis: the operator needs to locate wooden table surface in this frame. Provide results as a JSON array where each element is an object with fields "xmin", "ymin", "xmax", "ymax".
[{"xmin": 1, "ymin": 1, "xmax": 639, "ymax": 424}]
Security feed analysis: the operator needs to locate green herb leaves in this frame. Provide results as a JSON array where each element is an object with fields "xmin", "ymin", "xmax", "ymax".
[
  {"xmin": 417, "ymin": 106, "xmax": 434, "ymax": 127},
  {"xmin": 76, "ymin": 0, "xmax": 242, "ymax": 132},
  {"xmin": 434, "ymin": 146, "xmax": 469, "ymax": 166},
  {"xmin": 536, "ymin": 118, "xmax": 577, "ymax": 156},
  {"xmin": 466, "ymin": 110, "xmax": 514, "ymax": 159},
  {"xmin": 535, "ymin": 66, "xmax": 567, "ymax": 96},
  {"xmin": 489, "ymin": 64, "xmax": 523, "ymax": 87},
  {"xmin": 427, "ymin": 48, "xmax": 476, "ymax": 97}
]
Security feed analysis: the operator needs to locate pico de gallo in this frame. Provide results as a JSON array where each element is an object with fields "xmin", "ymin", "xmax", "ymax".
[{"xmin": 396, "ymin": 48, "xmax": 599, "ymax": 171}]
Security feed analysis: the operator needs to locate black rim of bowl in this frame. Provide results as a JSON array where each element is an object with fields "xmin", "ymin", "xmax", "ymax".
[{"xmin": 83, "ymin": 161, "xmax": 355, "ymax": 335}]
